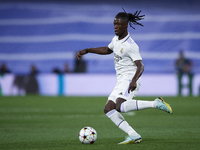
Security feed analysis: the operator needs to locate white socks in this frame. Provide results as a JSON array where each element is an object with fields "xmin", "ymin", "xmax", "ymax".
[
  {"xmin": 120, "ymin": 100, "xmax": 156, "ymax": 113},
  {"xmin": 106, "ymin": 100, "xmax": 157, "ymax": 136},
  {"xmin": 106, "ymin": 109, "xmax": 138, "ymax": 136}
]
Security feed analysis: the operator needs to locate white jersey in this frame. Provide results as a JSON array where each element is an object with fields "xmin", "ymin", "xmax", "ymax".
[{"xmin": 108, "ymin": 33, "xmax": 142, "ymax": 76}]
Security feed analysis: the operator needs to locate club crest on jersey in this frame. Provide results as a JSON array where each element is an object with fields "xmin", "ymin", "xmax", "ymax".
[{"xmin": 120, "ymin": 48, "xmax": 124, "ymax": 54}]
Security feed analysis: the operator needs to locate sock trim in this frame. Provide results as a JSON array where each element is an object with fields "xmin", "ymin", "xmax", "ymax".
[
  {"xmin": 118, "ymin": 120, "xmax": 125, "ymax": 127},
  {"xmin": 106, "ymin": 109, "xmax": 116, "ymax": 118},
  {"xmin": 120, "ymin": 102, "xmax": 125, "ymax": 113}
]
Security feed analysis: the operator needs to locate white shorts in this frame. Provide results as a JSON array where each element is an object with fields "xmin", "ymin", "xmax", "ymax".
[{"xmin": 108, "ymin": 74, "xmax": 141, "ymax": 103}]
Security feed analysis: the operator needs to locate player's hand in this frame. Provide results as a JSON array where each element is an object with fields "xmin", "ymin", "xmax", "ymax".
[
  {"xmin": 128, "ymin": 80, "xmax": 137, "ymax": 93},
  {"xmin": 77, "ymin": 49, "xmax": 88, "ymax": 60}
]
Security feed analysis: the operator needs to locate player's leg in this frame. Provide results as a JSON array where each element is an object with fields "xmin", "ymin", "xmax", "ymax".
[
  {"xmin": 114, "ymin": 75, "xmax": 170, "ymax": 113},
  {"xmin": 104, "ymin": 75, "xmax": 140, "ymax": 136},
  {"xmin": 115, "ymin": 76, "xmax": 155, "ymax": 112},
  {"xmin": 118, "ymin": 77, "xmax": 172, "ymax": 114},
  {"xmin": 104, "ymin": 100, "xmax": 142, "ymax": 144},
  {"xmin": 104, "ymin": 99, "xmax": 139, "ymax": 137},
  {"xmin": 119, "ymin": 96, "xmax": 172, "ymax": 114},
  {"xmin": 120, "ymin": 97, "xmax": 172, "ymax": 114},
  {"xmin": 120, "ymin": 99, "xmax": 156, "ymax": 112},
  {"xmin": 114, "ymin": 97, "xmax": 142, "ymax": 144}
]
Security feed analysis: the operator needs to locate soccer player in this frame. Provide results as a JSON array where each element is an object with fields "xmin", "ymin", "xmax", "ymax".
[{"xmin": 77, "ymin": 10, "xmax": 172, "ymax": 144}]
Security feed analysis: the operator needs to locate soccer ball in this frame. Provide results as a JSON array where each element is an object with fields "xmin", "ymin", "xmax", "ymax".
[{"xmin": 79, "ymin": 127, "xmax": 97, "ymax": 144}]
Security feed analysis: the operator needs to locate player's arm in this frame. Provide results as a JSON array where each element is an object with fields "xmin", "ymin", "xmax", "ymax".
[
  {"xmin": 77, "ymin": 47, "xmax": 113, "ymax": 60},
  {"xmin": 128, "ymin": 60, "xmax": 144, "ymax": 93}
]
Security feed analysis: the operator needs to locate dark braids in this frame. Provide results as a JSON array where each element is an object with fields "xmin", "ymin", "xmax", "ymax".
[{"xmin": 115, "ymin": 8, "xmax": 145, "ymax": 29}]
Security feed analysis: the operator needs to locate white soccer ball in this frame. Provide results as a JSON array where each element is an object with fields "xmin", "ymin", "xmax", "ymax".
[{"xmin": 79, "ymin": 127, "xmax": 97, "ymax": 144}]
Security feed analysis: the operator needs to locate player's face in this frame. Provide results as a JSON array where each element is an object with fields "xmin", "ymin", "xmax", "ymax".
[{"xmin": 113, "ymin": 18, "xmax": 128, "ymax": 39}]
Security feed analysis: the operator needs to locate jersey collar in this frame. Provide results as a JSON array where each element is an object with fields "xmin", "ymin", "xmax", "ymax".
[{"xmin": 116, "ymin": 33, "xmax": 130, "ymax": 43}]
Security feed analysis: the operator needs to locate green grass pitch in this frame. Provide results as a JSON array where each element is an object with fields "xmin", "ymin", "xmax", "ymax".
[{"xmin": 0, "ymin": 96, "xmax": 200, "ymax": 150}]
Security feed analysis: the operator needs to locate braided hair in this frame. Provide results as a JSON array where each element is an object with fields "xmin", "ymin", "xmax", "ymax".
[{"xmin": 115, "ymin": 8, "xmax": 145, "ymax": 29}]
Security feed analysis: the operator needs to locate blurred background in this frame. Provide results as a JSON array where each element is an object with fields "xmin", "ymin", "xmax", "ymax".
[{"xmin": 0, "ymin": 0, "xmax": 200, "ymax": 97}]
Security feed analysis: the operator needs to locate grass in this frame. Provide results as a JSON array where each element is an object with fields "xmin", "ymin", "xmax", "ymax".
[{"xmin": 0, "ymin": 96, "xmax": 200, "ymax": 150}]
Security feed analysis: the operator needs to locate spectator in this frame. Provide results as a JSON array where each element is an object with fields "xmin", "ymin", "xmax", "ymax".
[
  {"xmin": 53, "ymin": 68, "xmax": 61, "ymax": 74},
  {"xmin": 175, "ymin": 51, "xmax": 193, "ymax": 75},
  {"xmin": 63, "ymin": 63, "xmax": 70, "ymax": 73},
  {"xmin": 175, "ymin": 50, "xmax": 193, "ymax": 96},
  {"xmin": 73, "ymin": 54, "xmax": 87, "ymax": 73},
  {"xmin": 30, "ymin": 65, "xmax": 38, "ymax": 76},
  {"xmin": 0, "ymin": 63, "xmax": 11, "ymax": 75}
]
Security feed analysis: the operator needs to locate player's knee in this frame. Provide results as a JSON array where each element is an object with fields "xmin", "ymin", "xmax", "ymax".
[
  {"xmin": 104, "ymin": 106, "xmax": 113, "ymax": 114},
  {"xmin": 116, "ymin": 97, "xmax": 126, "ymax": 112},
  {"xmin": 116, "ymin": 104, "xmax": 121, "ymax": 112},
  {"xmin": 103, "ymin": 101, "xmax": 116, "ymax": 114},
  {"xmin": 103, "ymin": 107, "xmax": 109, "ymax": 114},
  {"xmin": 103, "ymin": 105, "xmax": 114, "ymax": 114}
]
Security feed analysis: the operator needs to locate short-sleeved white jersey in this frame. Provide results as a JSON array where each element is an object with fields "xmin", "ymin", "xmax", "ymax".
[{"xmin": 108, "ymin": 33, "xmax": 142, "ymax": 76}]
